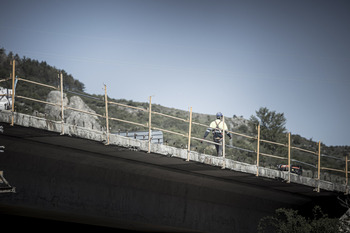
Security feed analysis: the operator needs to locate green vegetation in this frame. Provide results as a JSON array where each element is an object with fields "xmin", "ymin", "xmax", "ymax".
[
  {"xmin": 249, "ymin": 107, "xmax": 288, "ymax": 167},
  {"xmin": 1, "ymin": 48, "xmax": 349, "ymax": 178},
  {"xmin": 0, "ymin": 48, "xmax": 84, "ymax": 114},
  {"xmin": 258, "ymin": 206, "xmax": 340, "ymax": 233}
]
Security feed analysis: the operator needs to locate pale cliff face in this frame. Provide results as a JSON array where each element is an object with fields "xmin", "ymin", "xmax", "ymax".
[{"xmin": 45, "ymin": 91, "xmax": 101, "ymax": 130}]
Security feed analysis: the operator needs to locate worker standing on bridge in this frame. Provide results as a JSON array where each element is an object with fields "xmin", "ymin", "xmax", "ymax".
[{"xmin": 202, "ymin": 112, "xmax": 232, "ymax": 156}]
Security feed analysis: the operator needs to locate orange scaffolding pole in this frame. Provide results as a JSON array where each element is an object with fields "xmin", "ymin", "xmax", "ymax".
[{"xmin": 11, "ymin": 59, "xmax": 15, "ymax": 126}]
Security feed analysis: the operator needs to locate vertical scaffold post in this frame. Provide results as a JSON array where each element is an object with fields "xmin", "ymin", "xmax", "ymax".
[
  {"xmin": 148, "ymin": 96, "xmax": 152, "ymax": 153},
  {"xmin": 11, "ymin": 59, "xmax": 15, "ymax": 126},
  {"xmin": 256, "ymin": 124, "xmax": 261, "ymax": 176},
  {"xmin": 186, "ymin": 107, "xmax": 193, "ymax": 161},
  {"xmin": 346, "ymin": 155, "xmax": 348, "ymax": 195},
  {"xmin": 60, "ymin": 72, "xmax": 65, "ymax": 135},
  {"xmin": 317, "ymin": 141, "xmax": 321, "ymax": 192},
  {"xmin": 104, "ymin": 84, "xmax": 109, "ymax": 145},
  {"xmin": 288, "ymin": 132, "xmax": 291, "ymax": 183},
  {"xmin": 222, "ymin": 115, "xmax": 226, "ymax": 169}
]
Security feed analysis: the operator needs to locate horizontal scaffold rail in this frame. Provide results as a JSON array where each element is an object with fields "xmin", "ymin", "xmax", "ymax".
[
  {"xmin": 108, "ymin": 116, "xmax": 147, "ymax": 128},
  {"xmin": 191, "ymin": 136, "xmax": 220, "ymax": 146},
  {"xmin": 152, "ymin": 126, "xmax": 187, "ymax": 137},
  {"xmin": 108, "ymin": 100, "xmax": 147, "ymax": 112},
  {"xmin": 192, "ymin": 121, "xmax": 208, "ymax": 128},
  {"xmin": 321, "ymin": 167, "xmax": 344, "ymax": 173},
  {"xmin": 64, "ymin": 106, "xmax": 104, "ymax": 118},
  {"xmin": 259, "ymin": 152, "xmax": 287, "ymax": 160},
  {"xmin": 152, "ymin": 111, "xmax": 188, "ymax": 123},
  {"xmin": 17, "ymin": 77, "xmax": 58, "ymax": 90},
  {"xmin": 227, "ymin": 130, "xmax": 256, "ymax": 140},
  {"xmin": 291, "ymin": 146, "xmax": 317, "ymax": 155},
  {"xmin": 17, "ymin": 95, "xmax": 60, "ymax": 107},
  {"xmin": 0, "ymin": 77, "xmax": 11, "ymax": 83},
  {"xmin": 291, "ymin": 159, "xmax": 317, "ymax": 168},
  {"xmin": 260, "ymin": 139, "xmax": 287, "ymax": 147}
]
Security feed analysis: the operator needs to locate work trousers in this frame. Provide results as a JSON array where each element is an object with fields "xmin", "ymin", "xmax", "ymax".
[{"xmin": 214, "ymin": 138, "xmax": 223, "ymax": 157}]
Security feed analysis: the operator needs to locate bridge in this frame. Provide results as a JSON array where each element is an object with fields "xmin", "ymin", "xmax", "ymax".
[
  {"xmin": 0, "ymin": 111, "xmax": 348, "ymax": 233},
  {"xmin": 0, "ymin": 62, "xmax": 349, "ymax": 232}
]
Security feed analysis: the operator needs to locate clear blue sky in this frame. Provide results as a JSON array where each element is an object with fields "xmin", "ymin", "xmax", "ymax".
[{"xmin": 1, "ymin": 0, "xmax": 349, "ymax": 146}]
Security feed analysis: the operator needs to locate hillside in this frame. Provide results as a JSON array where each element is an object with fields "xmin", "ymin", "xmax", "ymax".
[{"xmin": 1, "ymin": 48, "xmax": 349, "ymax": 178}]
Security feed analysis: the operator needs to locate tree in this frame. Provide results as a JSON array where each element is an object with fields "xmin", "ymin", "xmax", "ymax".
[
  {"xmin": 258, "ymin": 206, "xmax": 339, "ymax": 233},
  {"xmin": 249, "ymin": 107, "xmax": 288, "ymax": 164},
  {"xmin": 249, "ymin": 107, "xmax": 287, "ymax": 142}
]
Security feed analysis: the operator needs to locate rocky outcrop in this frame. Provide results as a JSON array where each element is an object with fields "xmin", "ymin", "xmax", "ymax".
[
  {"xmin": 45, "ymin": 91, "xmax": 101, "ymax": 131},
  {"xmin": 45, "ymin": 91, "xmax": 68, "ymax": 120}
]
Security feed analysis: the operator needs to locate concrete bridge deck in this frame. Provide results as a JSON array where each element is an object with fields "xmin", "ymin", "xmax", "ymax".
[
  {"xmin": 1, "ymin": 110, "xmax": 349, "ymax": 232},
  {"xmin": 0, "ymin": 121, "xmax": 347, "ymax": 233}
]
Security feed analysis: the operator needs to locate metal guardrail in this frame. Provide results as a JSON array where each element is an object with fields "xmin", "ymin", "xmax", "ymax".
[{"xmin": 4, "ymin": 59, "xmax": 350, "ymax": 193}]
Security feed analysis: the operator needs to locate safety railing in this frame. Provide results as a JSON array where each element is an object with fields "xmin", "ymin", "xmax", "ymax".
[{"xmin": 3, "ymin": 59, "xmax": 350, "ymax": 193}]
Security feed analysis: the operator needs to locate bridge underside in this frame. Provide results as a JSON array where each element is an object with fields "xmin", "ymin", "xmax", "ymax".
[{"xmin": 0, "ymin": 123, "xmax": 346, "ymax": 232}]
